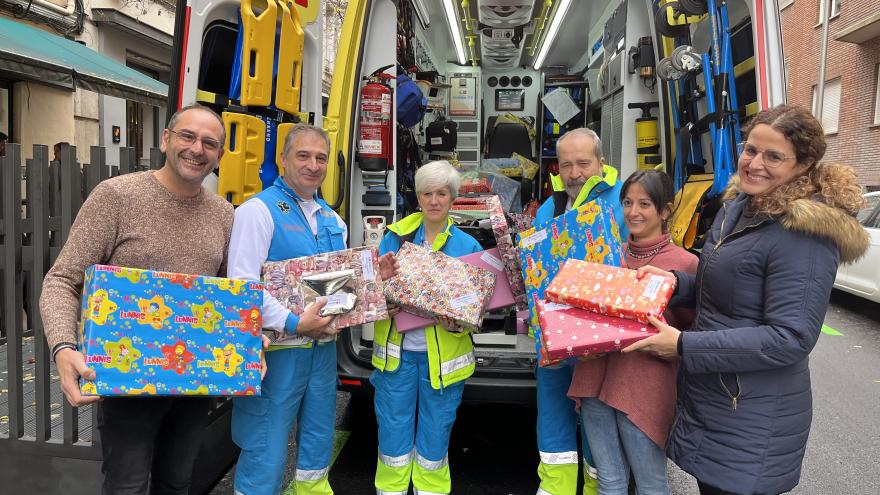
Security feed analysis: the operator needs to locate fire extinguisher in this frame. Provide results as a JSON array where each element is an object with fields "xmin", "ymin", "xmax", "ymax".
[{"xmin": 358, "ymin": 65, "xmax": 394, "ymax": 172}]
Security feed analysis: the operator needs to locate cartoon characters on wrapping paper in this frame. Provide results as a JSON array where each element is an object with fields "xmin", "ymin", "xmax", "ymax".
[
  {"xmin": 549, "ymin": 224, "xmax": 574, "ymax": 259},
  {"xmin": 212, "ymin": 278, "xmax": 248, "ymax": 295},
  {"xmin": 137, "ymin": 296, "xmax": 173, "ymax": 329},
  {"xmin": 238, "ymin": 307, "xmax": 262, "ymax": 336},
  {"xmin": 168, "ymin": 273, "xmax": 196, "ymax": 289},
  {"xmin": 212, "ymin": 344, "xmax": 245, "ymax": 376},
  {"xmin": 114, "ymin": 267, "xmax": 143, "ymax": 284},
  {"xmin": 523, "ymin": 254, "xmax": 549, "ymax": 290},
  {"xmin": 191, "ymin": 301, "xmax": 222, "ymax": 333},
  {"xmin": 160, "ymin": 340, "xmax": 194, "ymax": 375},
  {"xmin": 87, "ymin": 289, "xmax": 118, "ymax": 325},
  {"xmin": 104, "ymin": 337, "xmax": 142, "ymax": 372}
]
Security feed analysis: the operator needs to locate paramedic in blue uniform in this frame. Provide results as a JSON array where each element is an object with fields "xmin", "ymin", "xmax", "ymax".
[
  {"xmin": 371, "ymin": 160, "xmax": 483, "ymax": 495},
  {"xmin": 227, "ymin": 123, "xmax": 396, "ymax": 495},
  {"xmin": 532, "ymin": 128, "xmax": 628, "ymax": 495}
]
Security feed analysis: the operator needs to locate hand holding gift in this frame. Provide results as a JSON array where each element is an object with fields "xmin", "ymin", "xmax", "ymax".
[
  {"xmin": 622, "ymin": 315, "xmax": 681, "ymax": 360},
  {"xmin": 56, "ymin": 348, "xmax": 100, "ymax": 407},
  {"xmin": 295, "ymin": 298, "xmax": 338, "ymax": 340},
  {"xmin": 378, "ymin": 252, "xmax": 400, "ymax": 280}
]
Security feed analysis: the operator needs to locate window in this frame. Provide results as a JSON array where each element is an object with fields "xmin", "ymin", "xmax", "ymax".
[
  {"xmin": 818, "ymin": 0, "xmax": 840, "ymax": 21},
  {"xmin": 779, "ymin": 0, "xmax": 794, "ymax": 9},
  {"xmin": 874, "ymin": 65, "xmax": 880, "ymax": 126},
  {"xmin": 811, "ymin": 78, "xmax": 841, "ymax": 133}
]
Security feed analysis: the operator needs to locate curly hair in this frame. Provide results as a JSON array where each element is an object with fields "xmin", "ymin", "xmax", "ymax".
[{"xmin": 737, "ymin": 105, "xmax": 865, "ymax": 216}]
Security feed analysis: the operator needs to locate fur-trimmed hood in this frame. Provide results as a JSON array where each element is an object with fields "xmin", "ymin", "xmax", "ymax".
[{"xmin": 723, "ymin": 176, "xmax": 869, "ymax": 263}]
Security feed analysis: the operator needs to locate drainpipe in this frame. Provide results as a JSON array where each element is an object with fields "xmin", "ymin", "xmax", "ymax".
[{"xmin": 814, "ymin": 0, "xmax": 832, "ymax": 122}]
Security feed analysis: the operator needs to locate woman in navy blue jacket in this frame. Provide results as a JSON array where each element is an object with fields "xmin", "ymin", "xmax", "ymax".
[{"xmin": 625, "ymin": 105, "xmax": 868, "ymax": 495}]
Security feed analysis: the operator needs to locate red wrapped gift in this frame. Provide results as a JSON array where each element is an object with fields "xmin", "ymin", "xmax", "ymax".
[
  {"xmin": 544, "ymin": 259, "xmax": 675, "ymax": 324},
  {"xmin": 459, "ymin": 177, "xmax": 491, "ymax": 194},
  {"xmin": 536, "ymin": 300, "xmax": 658, "ymax": 365}
]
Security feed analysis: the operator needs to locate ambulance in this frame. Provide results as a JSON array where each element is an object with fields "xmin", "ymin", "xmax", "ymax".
[{"xmin": 172, "ymin": 0, "xmax": 786, "ymax": 405}]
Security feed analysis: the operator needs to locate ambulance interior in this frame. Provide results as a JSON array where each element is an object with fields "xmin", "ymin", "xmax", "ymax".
[{"xmin": 347, "ymin": 0, "xmax": 773, "ymax": 374}]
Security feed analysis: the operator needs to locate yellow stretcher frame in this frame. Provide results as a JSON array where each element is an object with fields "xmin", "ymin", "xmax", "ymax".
[{"xmin": 240, "ymin": 0, "xmax": 277, "ymax": 107}]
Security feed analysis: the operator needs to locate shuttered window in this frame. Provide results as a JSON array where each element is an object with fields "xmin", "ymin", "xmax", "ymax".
[{"xmin": 812, "ymin": 78, "xmax": 841, "ymax": 134}]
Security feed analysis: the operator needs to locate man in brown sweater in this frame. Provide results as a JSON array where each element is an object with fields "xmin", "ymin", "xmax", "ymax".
[{"xmin": 40, "ymin": 103, "xmax": 234, "ymax": 494}]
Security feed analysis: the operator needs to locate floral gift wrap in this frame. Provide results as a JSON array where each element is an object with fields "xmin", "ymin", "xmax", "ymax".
[
  {"xmin": 384, "ymin": 242, "xmax": 496, "ymax": 331},
  {"xmin": 536, "ymin": 301, "xmax": 658, "ymax": 364},
  {"xmin": 261, "ymin": 246, "xmax": 389, "ymax": 343},
  {"xmin": 78, "ymin": 265, "xmax": 264, "ymax": 396},
  {"xmin": 517, "ymin": 197, "xmax": 625, "ymax": 340},
  {"xmin": 545, "ymin": 259, "xmax": 676, "ymax": 323}
]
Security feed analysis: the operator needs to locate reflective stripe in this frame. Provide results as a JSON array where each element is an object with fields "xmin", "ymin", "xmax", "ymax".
[
  {"xmin": 374, "ymin": 342, "xmax": 401, "ymax": 361},
  {"xmin": 376, "ymin": 490, "xmax": 408, "ymax": 495},
  {"xmin": 387, "ymin": 341, "xmax": 401, "ymax": 359},
  {"xmin": 583, "ymin": 461, "xmax": 598, "ymax": 479},
  {"xmin": 295, "ymin": 466, "xmax": 329, "ymax": 481},
  {"xmin": 538, "ymin": 450, "xmax": 579, "ymax": 465},
  {"xmin": 378, "ymin": 449, "xmax": 413, "ymax": 468},
  {"xmin": 439, "ymin": 351, "xmax": 474, "ymax": 376},
  {"xmin": 536, "ymin": 488, "xmax": 554, "ymax": 495},
  {"xmin": 413, "ymin": 490, "xmax": 447, "ymax": 495},
  {"xmin": 415, "ymin": 452, "xmax": 448, "ymax": 471}
]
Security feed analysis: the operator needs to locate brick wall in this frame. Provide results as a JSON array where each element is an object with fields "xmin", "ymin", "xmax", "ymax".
[{"xmin": 781, "ymin": 0, "xmax": 880, "ymax": 188}]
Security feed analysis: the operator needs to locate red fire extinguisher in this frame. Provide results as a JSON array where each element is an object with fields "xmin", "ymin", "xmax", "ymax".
[{"xmin": 358, "ymin": 65, "xmax": 394, "ymax": 171}]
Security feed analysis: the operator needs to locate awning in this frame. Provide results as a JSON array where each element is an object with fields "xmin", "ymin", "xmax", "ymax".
[{"xmin": 0, "ymin": 17, "xmax": 168, "ymax": 106}]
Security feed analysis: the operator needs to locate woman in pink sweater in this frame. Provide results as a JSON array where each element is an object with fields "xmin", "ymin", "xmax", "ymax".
[{"xmin": 568, "ymin": 170, "xmax": 698, "ymax": 494}]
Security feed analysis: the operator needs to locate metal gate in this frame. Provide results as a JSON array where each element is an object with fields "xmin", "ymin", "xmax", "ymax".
[{"xmin": 0, "ymin": 143, "xmax": 236, "ymax": 494}]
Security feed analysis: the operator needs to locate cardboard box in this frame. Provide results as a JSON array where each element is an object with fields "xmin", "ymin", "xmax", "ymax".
[
  {"xmin": 545, "ymin": 259, "xmax": 676, "ymax": 323},
  {"xmin": 536, "ymin": 300, "xmax": 658, "ymax": 364},
  {"xmin": 385, "ymin": 242, "xmax": 495, "ymax": 331},
  {"xmin": 261, "ymin": 246, "xmax": 388, "ymax": 343},
  {"xmin": 78, "ymin": 265, "xmax": 264, "ymax": 396},
  {"xmin": 517, "ymin": 197, "xmax": 625, "ymax": 338},
  {"xmin": 393, "ymin": 247, "xmax": 515, "ymax": 332}
]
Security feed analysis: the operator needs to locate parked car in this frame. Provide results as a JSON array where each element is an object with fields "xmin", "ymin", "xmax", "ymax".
[{"xmin": 834, "ymin": 192, "xmax": 880, "ymax": 303}]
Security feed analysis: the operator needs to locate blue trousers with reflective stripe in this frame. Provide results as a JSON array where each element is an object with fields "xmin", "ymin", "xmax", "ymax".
[
  {"xmin": 232, "ymin": 343, "xmax": 337, "ymax": 495},
  {"xmin": 372, "ymin": 351, "xmax": 464, "ymax": 487},
  {"xmin": 536, "ymin": 362, "xmax": 596, "ymax": 493}
]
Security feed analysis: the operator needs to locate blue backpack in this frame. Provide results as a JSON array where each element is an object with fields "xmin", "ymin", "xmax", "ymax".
[{"xmin": 396, "ymin": 74, "xmax": 427, "ymax": 129}]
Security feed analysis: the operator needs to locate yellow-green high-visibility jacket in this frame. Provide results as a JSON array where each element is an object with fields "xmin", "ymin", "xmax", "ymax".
[{"xmin": 371, "ymin": 212, "xmax": 483, "ymax": 389}]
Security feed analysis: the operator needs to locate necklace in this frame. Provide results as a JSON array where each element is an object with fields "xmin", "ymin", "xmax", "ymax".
[{"xmin": 626, "ymin": 244, "xmax": 663, "ymax": 260}]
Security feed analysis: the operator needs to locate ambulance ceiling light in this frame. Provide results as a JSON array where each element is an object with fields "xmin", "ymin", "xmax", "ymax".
[
  {"xmin": 533, "ymin": 0, "xmax": 572, "ymax": 70},
  {"xmin": 411, "ymin": 0, "xmax": 430, "ymax": 29},
  {"xmin": 442, "ymin": 0, "xmax": 467, "ymax": 65}
]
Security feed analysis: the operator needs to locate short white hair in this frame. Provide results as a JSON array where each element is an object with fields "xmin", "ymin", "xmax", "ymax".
[
  {"xmin": 556, "ymin": 127, "xmax": 604, "ymax": 161},
  {"xmin": 415, "ymin": 160, "xmax": 461, "ymax": 198}
]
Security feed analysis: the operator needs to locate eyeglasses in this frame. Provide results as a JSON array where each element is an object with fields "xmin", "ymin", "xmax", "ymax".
[
  {"xmin": 169, "ymin": 130, "xmax": 222, "ymax": 152},
  {"xmin": 736, "ymin": 142, "xmax": 796, "ymax": 168}
]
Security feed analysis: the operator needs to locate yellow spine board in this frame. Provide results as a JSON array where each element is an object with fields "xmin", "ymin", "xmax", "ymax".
[
  {"xmin": 240, "ymin": 0, "xmax": 277, "ymax": 107},
  {"xmin": 276, "ymin": 122, "xmax": 293, "ymax": 177},
  {"xmin": 219, "ymin": 112, "xmax": 266, "ymax": 205},
  {"xmin": 275, "ymin": 0, "xmax": 304, "ymax": 115}
]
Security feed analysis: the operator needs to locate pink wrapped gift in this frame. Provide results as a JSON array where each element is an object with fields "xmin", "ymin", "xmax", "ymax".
[
  {"xmin": 536, "ymin": 300, "xmax": 658, "ymax": 366},
  {"xmin": 261, "ymin": 246, "xmax": 388, "ymax": 339},
  {"xmin": 385, "ymin": 243, "xmax": 495, "ymax": 331},
  {"xmin": 393, "ymin": 248, "xmax": 515, "ymax": 332}
]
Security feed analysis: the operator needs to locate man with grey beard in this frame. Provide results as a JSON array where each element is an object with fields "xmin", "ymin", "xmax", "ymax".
[{"xmin": 530, "ymin": 128, "xmax": 628, "ymax": 495}]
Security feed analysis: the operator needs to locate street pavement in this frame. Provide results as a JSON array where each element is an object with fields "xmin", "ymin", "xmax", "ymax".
[{"xmin": 209, "ymin": 289, "xmax": 880, "ymax": 494}]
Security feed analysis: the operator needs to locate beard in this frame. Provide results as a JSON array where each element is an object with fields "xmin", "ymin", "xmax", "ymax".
[{"xmin": 565, "ymin": 179, "xmax": 586, "ymax": 200}]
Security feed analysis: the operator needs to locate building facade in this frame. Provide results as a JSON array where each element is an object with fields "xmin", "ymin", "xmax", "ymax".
[
  {"xmin": 781, "ymin": 0, "xmax": 880, "ymax": 190},
  {"xmin": 0, "ymin": 0, "xmax": 172, "ymax": 165}
]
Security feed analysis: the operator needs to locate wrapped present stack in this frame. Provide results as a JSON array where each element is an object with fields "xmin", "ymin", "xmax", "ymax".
[
  {"xmin": 535, "ymin": 260, "xmax": 676, "ymax": 365},
  {"xmin": 261, "ymin": 246, "xmax": 388, "ymax": 345},
  {"xmin": 78, "ymin": 265, "xmax": 264, "ymax": 396},
  {"xmin": 385, "ymin": 242, "xmax": 495, "ymax": 331},
  {"xmin": 517, "ymin": 197, "xmax": 625, "ymax": 339},
  {"xmin": 483, "ymin": 195, "xmax": 528, "ymax": 311}
]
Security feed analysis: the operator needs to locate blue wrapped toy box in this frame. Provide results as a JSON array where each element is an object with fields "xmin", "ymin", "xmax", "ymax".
[
  {"xmin": 78, "ymin": 265, "xmax": 264, "ymax": 396},
  {"xmin": 516, "ymin": 198, "xmax": 625, "ymax": 365}
]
